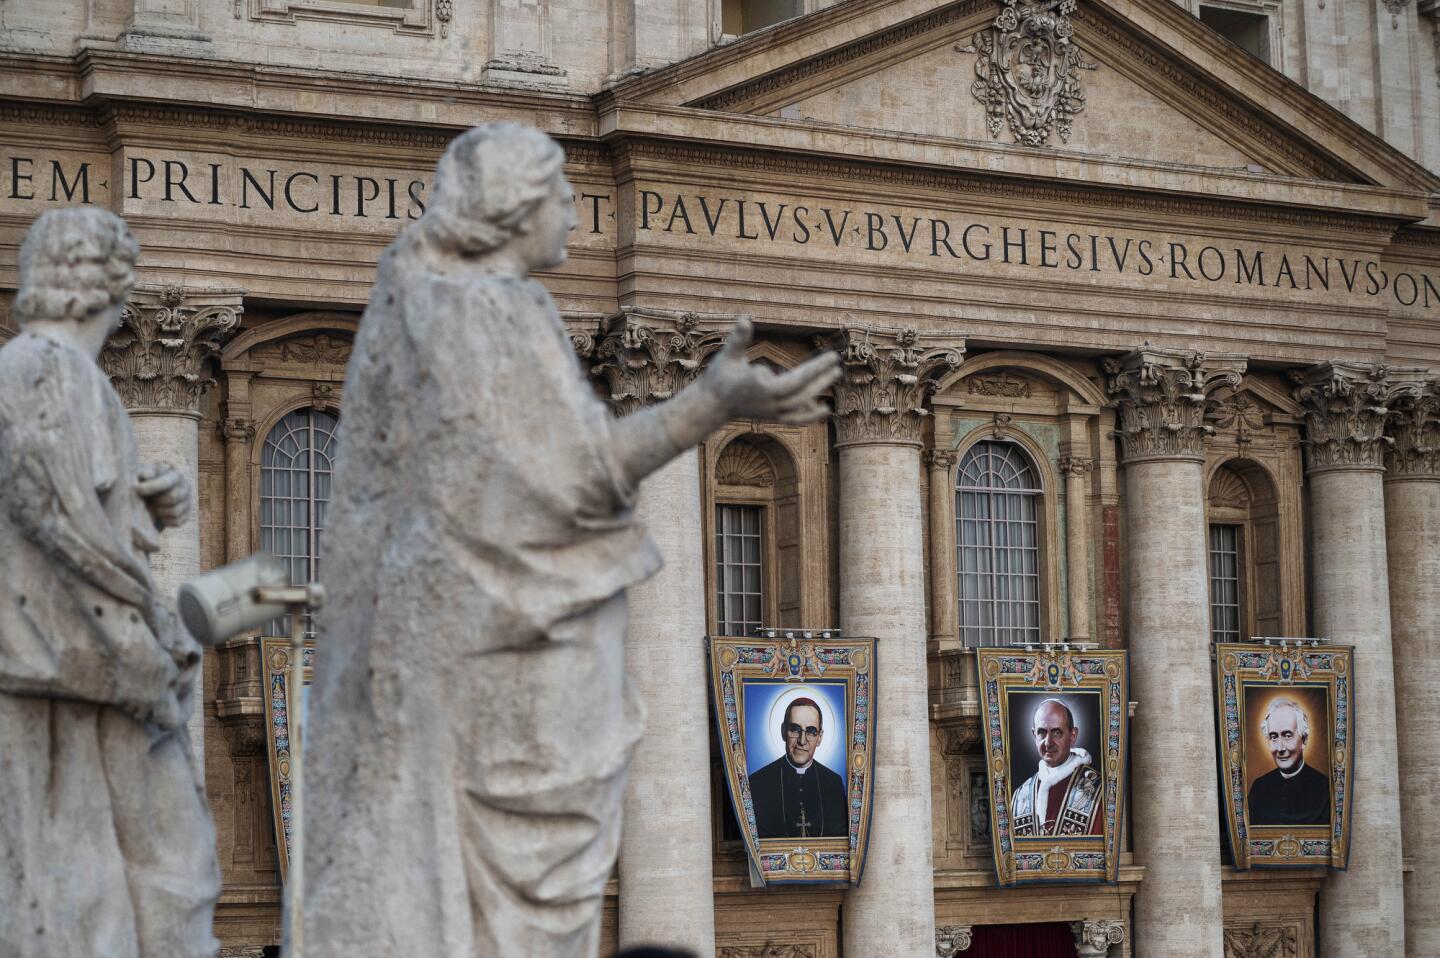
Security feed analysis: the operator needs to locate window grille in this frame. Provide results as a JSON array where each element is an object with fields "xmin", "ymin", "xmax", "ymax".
[
  {"xmin": 1209, "ymin": 523, "xmax": 1243, "ymax": 642},
  {"xmin": 956, "ymin": 440, "xmax": 1042, "ymax": 647},
  {"xmin": 715, "ymin": 504, "xmax": 764, "ymax": 636},
  {"xmin": 260, "ymin": 408, "xmax": 339, "ymax": 638}
]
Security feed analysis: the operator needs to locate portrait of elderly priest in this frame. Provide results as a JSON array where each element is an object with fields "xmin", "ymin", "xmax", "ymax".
[
  {"xmin": 749, "ymin": 697, "xmax": 849, "ymax": 839},
  {"xmin": 1247, "ymin": 697, "xmax": 1330, "ymax": 826},
  {"xmin": 1010, "ymin": 698, "xmax": 1103, "ymax": 837}
]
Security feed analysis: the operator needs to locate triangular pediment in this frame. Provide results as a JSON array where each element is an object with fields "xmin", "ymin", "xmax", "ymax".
[{"xmin": 609, "ymin": 0, "xmax": 1439, "ymax": 194}]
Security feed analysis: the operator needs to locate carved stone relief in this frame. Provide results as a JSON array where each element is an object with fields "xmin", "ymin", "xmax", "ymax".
[
  {"xmin": 277, "ymin": 333, "xmax": 352, "ymax": 366},
  {"xmin": 1072, "ymin": 919, "xmax": 1126, "ymax": 956},
  {"xmin": 1211, "ymin": 393, "xmax": 1269, "ymax": 447},
  {"xmin": 1105, "ymin": 347, "xmax": 1245, "ymax": 463},
  {"xmin": 827, "ymin": 326, "xmax": 965, "ymax": 446},
  {"xmin": 718, "ymin": 945, "xmax": 817, "ymax": 958},
  {"xmin": 102, "ymin": 284, "xmax": 242, "ymax": 413},
  {"xmin": 1291, "ymin": 362, "xmax": 1430, "ymax": 473},
  {"xmin": 590, "ymin": 308, "xmax": 729, "ymax": 415},
  {"xmin": 716, "ymin": 440, "xmax": 778, "ymax": 486},
  {"xmin": 1384, "ymin": 376, "xmax": 1440, "ymax": 479},
  {"xmin": 1222, "ymin": 920, "xmax": 1298, "ymax": 958},
  {"xmin": 957, "ymin": 0, "xmax": 1096, "ymax": 146},
  {"xmin": 936, "ymin": 924, "xmax": 973, "ymax": 956},
  {"xmin": 967, "ymin": 372, "xmax": 1032, "ymax": 398}
]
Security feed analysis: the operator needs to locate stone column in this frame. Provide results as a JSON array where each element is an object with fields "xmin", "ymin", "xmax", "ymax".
[
  {"xmin": 1058, "ymin": 456, "xmax": 1093, "ymax": 641},
  {"xmin": 101, "ymin": 284, "xmax": 242, "ymax": 771},
  {"xmin": 1106, "ymin": 347, "xmax": 1245, "ymax": 958},
  {"xmin": 926, "ymin": 449, "xmax": 960, "ymax": 653},
  {"xmin": 590, "ymin": 308, "xmax": 726, "ymax": 958},
  {"xmin": 831, "ymin": 326, "xmax": 963, "ymax": 957},
  {"xmin": 1294, "ymin": 362, "xmax": 1426, "ymax": 958},
  {"xmin": 1383, "ymin": 376, "xmax": 1440, "ymax": 958}
]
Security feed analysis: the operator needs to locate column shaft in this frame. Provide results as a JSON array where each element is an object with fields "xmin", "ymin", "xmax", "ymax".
[
  {"xmin": 1125, "ymin": 458, "xmax": 1224, "ymax": 957},
  {"xmin": 1386, "ymin": 478, "xmax": 1440, "ymax": 957},
  {"xmin": 839, "ymin": 442, "xmax": 935, "ymax": 955},
  {"xmin": 927, "ymin": 450, "xmax": 959, "ymax": 652},
  {"xmin": 1313, "ymin": 470, "xmax": 1404, "ymax": 957},
  {"xmin": 618, "ymin": 449, "xmax": 715, "ymax": 957},
  {"xmin": 1061, "ymin": 460, "xmax": 1092, "ymax": 641}
]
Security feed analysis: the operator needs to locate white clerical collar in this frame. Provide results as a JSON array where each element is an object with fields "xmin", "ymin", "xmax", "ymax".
[
  {"xmin": 1279, "ymin": 761, "xmax": 1306, "ymax": 780},
  {"xmin": 786, "ymin": 758, "xmax": 811, "ymax": 775}
]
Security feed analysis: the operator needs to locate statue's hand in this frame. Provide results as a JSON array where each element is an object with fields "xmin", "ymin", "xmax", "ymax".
[
  {"xmin": 701, "ymin": 318, "xmax": 840, "ymax": 425},
  {"xmin": 137, "ymin": 463, "xmax": 192, "ymax": 530}
]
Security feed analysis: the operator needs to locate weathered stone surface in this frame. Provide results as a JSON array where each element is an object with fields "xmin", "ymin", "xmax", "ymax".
[
  {"xmin": 0, "ymin": 207, "xmax": 219, "ymax": 958},
  {"xmin": 302, "ymin": 123, "xmax": 837, "ymax": 958}
]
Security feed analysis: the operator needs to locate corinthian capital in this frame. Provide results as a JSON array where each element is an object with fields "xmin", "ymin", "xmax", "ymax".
[
  {"xmin": 589, "ymin": 307, "xmax": 729, "ymax": 416},
  {"xmin": 102, "ymin": 284, "xmax": 243, "ymax": 414},
  {"xmin": 1384, "ymin": 374, "xmax": 1440, "ymax": 479},
  {"xmin": 1291, "ymin": 361, "xmax": 1430, "ymax": 474},
  {"xmin": 1104, "ymin": 347, "xmax": 1245, "ymax": 464},
  {"xmin": 826, "ymin": 325, "xmax": 964, "ymax": 447}
]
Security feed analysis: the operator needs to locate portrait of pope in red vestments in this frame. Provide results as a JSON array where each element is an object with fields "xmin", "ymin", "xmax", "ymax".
[{"xmin": 1009, "ymin": 696, "xmax": 1104, "ymax": 837}]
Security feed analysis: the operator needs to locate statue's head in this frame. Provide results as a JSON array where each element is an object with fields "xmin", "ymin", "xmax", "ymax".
[
  {"xmin": 15, "ymin": 207, "xmax": 138, "ymax": 331},
  {"xmin": 418, "ymin": 123, "xmax": 574, "ymax": 270}
]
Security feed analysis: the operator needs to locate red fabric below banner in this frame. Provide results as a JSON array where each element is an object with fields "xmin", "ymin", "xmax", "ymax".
[{"xmin": 968, "ymin": 922, "xmax": 1078, "ymax": 958}]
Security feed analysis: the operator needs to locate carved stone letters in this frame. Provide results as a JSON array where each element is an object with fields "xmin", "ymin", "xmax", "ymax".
[
  {"xmin": 828, "ymin": 325, "xmax": 964, "ymax": 447},
  {"xmin": 1104, "ymin": 347, "xmax": 1245, "ymax": 463},
  {"xmin": 958, "ymin": 0, "xmax": 1095, "ymax": 146}
]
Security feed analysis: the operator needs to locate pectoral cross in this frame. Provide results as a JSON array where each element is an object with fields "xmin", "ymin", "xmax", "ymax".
[{"xmin": 796, "ymin": 804, "xmax": 812, "ymax": 839}]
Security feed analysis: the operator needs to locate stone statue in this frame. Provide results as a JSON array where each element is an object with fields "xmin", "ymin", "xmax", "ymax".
[
  {"xmin": 303, "ymin": 122, "xmax": 839, "ymax": 957},
  {"xmin": 0, "ymin": 208, "xmax": 220, "ymax": 958}
]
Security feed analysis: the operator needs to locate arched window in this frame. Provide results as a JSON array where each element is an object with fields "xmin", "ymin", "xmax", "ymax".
[
  {"xmin": 956, "ymin": 440, "xmax": 1043, "ymax": 646},
  {"xmin": 260, "ymin": 407, "xmax": 339, "ymax": 637}
]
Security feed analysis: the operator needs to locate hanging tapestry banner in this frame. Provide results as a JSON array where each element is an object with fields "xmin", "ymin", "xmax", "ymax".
[
  {"xmin": 1214, "ymin": 642, "xmax": 1354, "ymax": 869},
  {"xmin": 708, "ymin": 633, "xmax": 878, "ymax": 887},
  {"xmin": 262, "ymin": 636, "xmax": 315, "ymax": 883},
  {"xmin": 978, "ymin": 647, "xmax": 1129, "ymax": 886}
]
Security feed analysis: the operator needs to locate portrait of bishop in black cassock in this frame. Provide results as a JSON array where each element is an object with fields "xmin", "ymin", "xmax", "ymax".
[
  {"xmin": 1247, "ymin": 697, "xmax": 1330, "ymax": 826},
  {"xmin": 749, "ymin": 697, "xmax": 848, "ymax": 839}
]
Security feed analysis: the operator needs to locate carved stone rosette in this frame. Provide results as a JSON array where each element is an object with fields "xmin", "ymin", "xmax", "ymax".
[
  {"xmin": 589, "ymin": 306, "xmax": 729, "ymax": 415},
  {"xmin": 1072, "ymin": 919, "xmax": 1126, "ymax": 956},
  {"xmin": 1104, "ymin": 347, "xmax": 1245, "ymax": 464},
  {"xmin": 935, "ymin": 924, "xmax": 973, "ymax": 956},
  {"xmin": 1291, "ymin": 361, "xmax": 1430, "ymax": 474},
  {"xmin": 826, "ymin": 325, "xmax": 965, "ymax": 447},
  {"xmin": 102, "ymin": 284, "xmax": 243, "ymax": 414},
  {"xmin": 958, "ymin": 0, "xmax": 1095, "ymax": 146},
  {"xmin": 1384, "ymin": 375, "xmax": 1440, "ymax": 479}
]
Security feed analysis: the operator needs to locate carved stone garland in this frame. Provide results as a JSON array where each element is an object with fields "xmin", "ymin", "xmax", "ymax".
[
  {"xmin": 102, "ymin": 284, "xmax": 242, "ymax": 413},
  {"xmin": 589, "ymin": 308, "xmax": 729, "ymax": 416},
  {"xmin": 1291, "ymin": 362, "xmax": 1430, "ymax": 474},
  {"xmin": 1222, "ymin": 921, "xmax": 1298, "ymax": 958},
  {"xmin": 1384, "ymin": 375, "xmax": 1440, "ymax": 479},
  {"xmin": 957, "ymin": 0, "xmax": 1096, "ymax": 146},
  {"xmin": 826, "ymin": 325, "xmax": 965, "ymax": 447},
  {"xmin": 1104, "ymin": 347, "xmax": 1245, "ymax": 463}
]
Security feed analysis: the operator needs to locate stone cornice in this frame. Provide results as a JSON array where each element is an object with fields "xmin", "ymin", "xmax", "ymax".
[
  {"xmin": 1105, "ymin": 347, "xmax": 1246, "ymax": 464},
  {"xmin": 103, "ymin": 284, "xmax": 244, "ymax": 415},
  {"xmin": 1291, "ymin": 362, "xmax": 1431, "ymax": 474},
  {"xmin": 1384, "ymin": 376, "xmax": 1440, "ymax": 480},
  {"xmin": 589, "ymin": 306, "xmax": 733, "ymax": 416},
  {"xmin": 827, "ymin": 325, "xmax": 965, "ymax": 448}
]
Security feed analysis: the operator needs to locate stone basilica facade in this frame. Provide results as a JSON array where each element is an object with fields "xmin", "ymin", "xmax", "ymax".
[{"xmin": 1, "ymin": 0, "xmax": 1439, "ymax": 955}]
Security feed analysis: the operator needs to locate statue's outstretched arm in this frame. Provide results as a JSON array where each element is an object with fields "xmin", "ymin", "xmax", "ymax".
[{"xmin": 608, "ymin": 318, "xmax": 840, "ymax": 490}]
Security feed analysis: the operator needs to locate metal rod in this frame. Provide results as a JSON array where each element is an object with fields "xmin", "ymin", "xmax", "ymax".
[{"xmin": 287, "ymin": 600, "xmax": 306, "ymax": 958}]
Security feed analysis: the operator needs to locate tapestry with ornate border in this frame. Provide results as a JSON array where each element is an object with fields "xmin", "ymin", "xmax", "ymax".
[
  {"xmin": 261, "ymin": 636, "xmax": 315, "ymax": 883},
  {"xmin": 1214, "ymin": 642, "xmax": 1353, "ymax": 869},
  {"xmin": 708, "ymin": 634, "xmax": 878, "ymax": 887},
  {"xmin": 978, "ymin": 647, "xmax": 1128, "ymax": 886}
]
